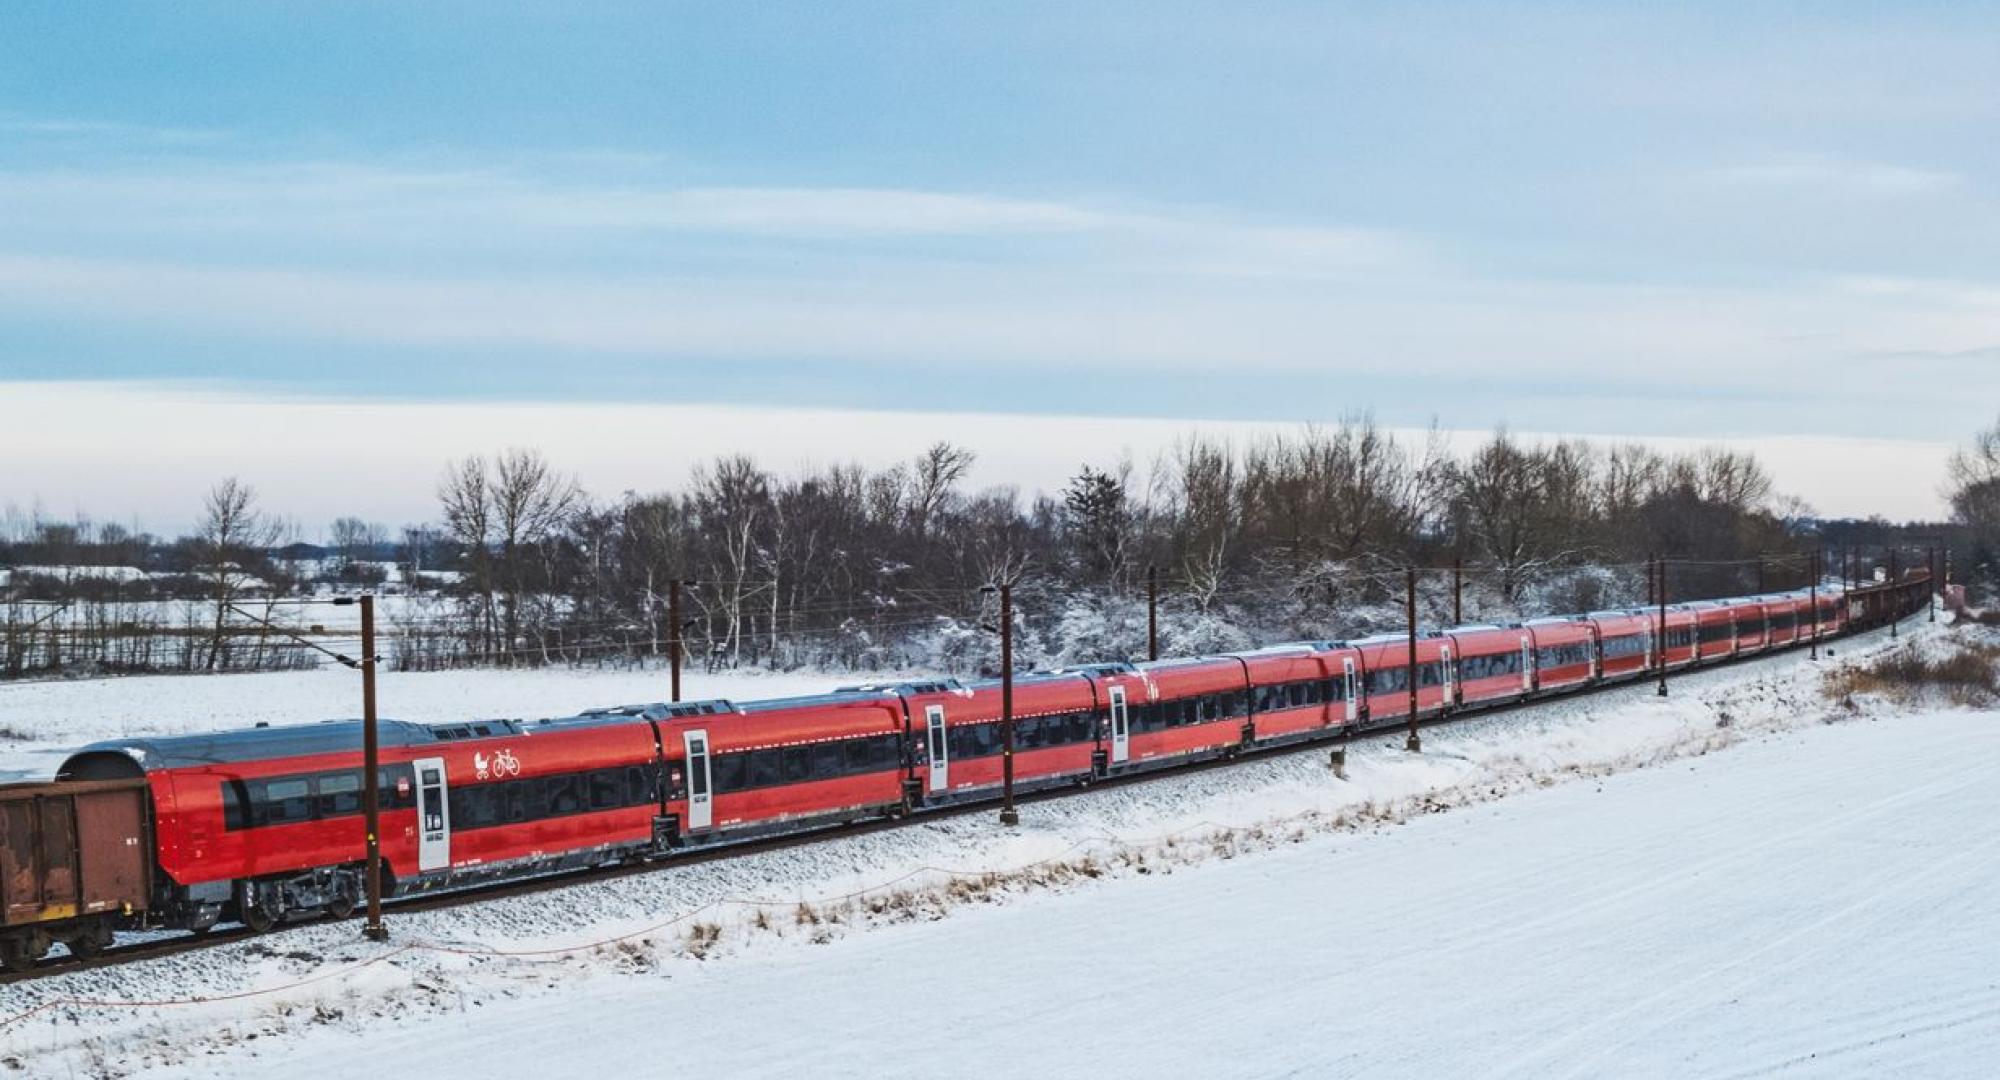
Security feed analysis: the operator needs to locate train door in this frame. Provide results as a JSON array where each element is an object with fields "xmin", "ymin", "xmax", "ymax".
[
  {"xmin": 925, "ymin": 705, "xmax": 948, "ymax": 791},
  {"xmin": 682, "ymin": 730, "xmax": 713, "ymax": 831},
  {"xmin": 1519, "ymin": 635, "xmax": 1534, "ymax": 693},
  {"xmin": 412, "ymin": 757, "xmax": 450, "ymax": 873},
  {"xmin": 1342, "ymin": 658, "xmax": 1359, "ymax": 723},
  {"xmin": 1439, "ymin": 645, "xmax": 1455, "ymax": 708},
  {"xmin": 1109, "ymin": 686, "xmax": 1130, "ymax": 764}
]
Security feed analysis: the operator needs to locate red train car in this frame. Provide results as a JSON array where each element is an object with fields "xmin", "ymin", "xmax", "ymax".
[
  {"xmin": 1768, "ymin": 596, "xmax": 1800, "ymax": 644},
  {"xmin": 1730, "ymin": 598, "xmax": 1772, "ymax": 654},
  {"xmin": 1444, "ymin": 625, "xmax": 1532, "ymax": 710},
  {"xmin": 661, "ymin": 694, "xmax": 906, "ymax": 845},
  {"xmin": 1347, "ymin": 633, "xmax": 1450, "ymax": 727},
  {"xmin": 1691, "ymin": 601, "xmax": 1738, "ymax": 662},
  {"xmin": 1586, "ymin": 611, "xmax": 1654, "ymax": 681},
  {"xmin": 840, "ymin": 674, "xmax": 1100, "ymax": 805},
  {"xmin": 1226, "ymin": 644, "xmax": 1357, "ymax": 741},
  {"xmin": 1121, "ymin": 657, "xmax": 1251, "ymax": 765},
  {"xmin": 1524, "ymin": 617, "xmax": 1597, "ymax": 693},
  {"xmin": 1654, "ymin": 604, "xmax": 1699, "ymax": 669}
]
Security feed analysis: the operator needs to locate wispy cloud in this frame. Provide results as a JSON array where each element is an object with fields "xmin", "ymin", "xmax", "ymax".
[
  {"xmin": 1695, "ymin": 154, "xmax": 1963, "ymax": 196},
  {"xmin": 0, "ymin": 114, "xmax": 230, "ymax": 146}
]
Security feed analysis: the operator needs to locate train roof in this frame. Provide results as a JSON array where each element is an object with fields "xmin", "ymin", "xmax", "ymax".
[
  {"xmin": 576, "ymin": 699, "xmax": 734, "ymax": 720},
  {"xmin": 834, "ymin": 678, "xmax": 966, "ymax": 696},
  {"xmin": 61, "ymin": 708, "xmax": 662, "ymax": 773},
  {"xmin": 67, "ymin": 718, "xmax": 442, "ymax": 772},
  {"xmin": 734, "ymin": 692, "xmax": 899, "ymax": 715}
]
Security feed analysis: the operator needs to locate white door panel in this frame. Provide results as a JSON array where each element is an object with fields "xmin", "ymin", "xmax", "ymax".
[
  {"xmin": 1109, "ymin": 686, "xmax": 1130, "ymax": 764},
  {"xmin": 413, "ymin": 756, "xmax": 450, "ymax": 873},
  {"xmin": 683, "ymin": 730, "xmax": 712, "ymax": 831},
  {"xmin": 925, "ymin": 705, "xmax": 949, "ymax": 791}
]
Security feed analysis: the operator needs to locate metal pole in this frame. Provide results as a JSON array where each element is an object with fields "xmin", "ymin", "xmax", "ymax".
[
  {"xmin": 999, "ymin": 582, "xmax": 1019, "ymax": 826},
  {"xmin": 1147, "ymin": 564, "xmax": 1159, "ymax": 661},
  {"xmin": 1645, "ymin": 552, "xmax": 1655, "ymax": 606},
  {"xmin": 1809, "ymin": 550, "xmax": 1820, "ymax": 660},
  {"xmin": 1453, "ymin": 558, "xmax": 1463, "ymax": 626},
  {"xmin": 1404, "ymin": 567, "xmax": 1421, "ymax": 754},
  {"xmin": 360, "ymin": 594, "xmax": 388, "ymax": 942},
  {"xmin": 1890, "ymin": 548, "xmax": 1900, "ymax": 638},
  {"xmin": 669, "ymin": 578, "xmax": 683, "ymax": 702},
  {"xmin": 1929, "ymin": 546, "xmax": 1937, "ymax": 623},
  {"xmin": 1656, "ymin": 558, "xmax": 1669, "ymax": 697}
]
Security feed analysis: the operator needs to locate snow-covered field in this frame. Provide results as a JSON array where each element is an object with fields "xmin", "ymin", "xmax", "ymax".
[{"xmin": 3, "ymin": 618, "xmax": 1992, "ymax": 1077}]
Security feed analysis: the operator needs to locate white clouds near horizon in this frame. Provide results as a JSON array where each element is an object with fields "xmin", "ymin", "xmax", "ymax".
[{"xmin": 0, "ymin": 382, "xmax": 1956, "ymax": 537}]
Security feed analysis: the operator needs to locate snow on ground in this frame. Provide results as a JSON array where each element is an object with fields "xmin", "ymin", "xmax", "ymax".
[
  {"xmin": 2, "ymin": 618, "xmax": 1988, "ymax": 1077},
  {"xmin": 0, "ymin": 664, "xmax": 871, "ymax": 781}
]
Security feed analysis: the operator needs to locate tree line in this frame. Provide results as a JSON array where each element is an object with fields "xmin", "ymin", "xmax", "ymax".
[{"xmin": 6, "ymin": 414, "xmax": 1985, "ymax": 682}]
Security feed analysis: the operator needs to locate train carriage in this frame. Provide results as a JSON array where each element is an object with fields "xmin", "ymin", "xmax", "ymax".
[
  {"xmin": 1444, "ymin": 625, "xmax": 1532, "ymax": 709},
  {"xmin": 661, "ymin": 694, "xmax": 907, "ymax": 845},
  {"xmin": 1227, "ymin": 644, "xmax": 1358, "ymax": 743},
  {"xmin": 1765, "ymin": 593, "xmax": 1805, "ymax": 647},
  {"xmin": 1730, "ymin": 598, "xmax": 1772, "ymax": 654},
  {"xmin": 1524, "ymin": 617, "xmax": 1597, "ymax": 693},
  {"xmin": 0, "ymin": 779, "xmax": 151, "ymax": 970},
  {"xmin": 1120, "ymin": 657, "xmax": 1252, "ymax": 764},
  {"xmin": 1586, "ymin": 611, "xmax": 1654, "ymax": 682},
  {"xmin": 841, "ymin": 674, "xmax": 1101, "ymax": 805},
  {"xmin": 1652, "ymin": 605, "xmax": 1700, "ymax": 669},
  {"xmin": 1348, "ymin": 634, "xmax": 1451, "ymax": 728},
  {"xmin": 1691, "ymin": 602, "xmax": 1739, "ymax": 662}
]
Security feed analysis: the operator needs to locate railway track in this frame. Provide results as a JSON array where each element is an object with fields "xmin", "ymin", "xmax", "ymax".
[{"xmin": 0, "ymin": 609, "xmax": 1926, "ymax": 987}]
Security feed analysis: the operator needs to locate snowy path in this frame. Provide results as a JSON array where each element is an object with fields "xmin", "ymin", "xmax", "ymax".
[{"xmin": 147, "ymin": 707, "xmax": 2000, "ymax": 1079}]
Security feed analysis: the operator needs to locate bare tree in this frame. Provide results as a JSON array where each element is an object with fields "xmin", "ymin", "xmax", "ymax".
[
  {"xmin": 491, "ymin": 449, "xmax": 584, "ymax": 662},
  {"xmin": 906, "ymin": 442, "xmax": 976, "ymax": 539},
  {"xmin": 194, "ymin": 478, "xmax": 280, "ymax": 670}
]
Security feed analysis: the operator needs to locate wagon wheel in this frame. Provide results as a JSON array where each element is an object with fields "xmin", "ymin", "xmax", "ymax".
[
  {"xmin": 324, "ymin": 879, "xmax": 358, "ymax": 921},
  {"xmin": 66, "ymin": 921, "xmax": 114, "ymax": 959},
  {"xmin": 0, "ymin": 935, "xmax": 37, "ymax": 973},
  {"xmin": 241, "ymin": 898, "xmax": 280, "ymax": 934}
]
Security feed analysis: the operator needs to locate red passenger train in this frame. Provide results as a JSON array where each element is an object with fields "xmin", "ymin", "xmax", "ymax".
[{"xmin": 0, "ymin": 573, "xmax": 1924, "ymax": 968}]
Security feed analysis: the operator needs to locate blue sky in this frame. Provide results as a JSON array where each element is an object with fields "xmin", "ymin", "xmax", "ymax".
[{"xmin": 0, "ymin": 3, "xmax": 1995, "ymax": 447}]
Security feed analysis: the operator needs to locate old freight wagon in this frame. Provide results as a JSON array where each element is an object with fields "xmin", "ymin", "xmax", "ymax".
[{"xmin": 0, "ymin": 778, "xmax": 151, "ymax": 970}]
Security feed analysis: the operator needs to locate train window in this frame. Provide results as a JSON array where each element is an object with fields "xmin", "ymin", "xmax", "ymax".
[
  {"xmin": 317, "ymin": 771, "xmax": 363, "ymax": 817},
  {"xmin": 261, "ymin": 779, "xmax": 313, "ymax": 825},
  {"xmin": 746, "ymin": 749, "xmax": 782, "ymax": 787},
  {"xmin": 843, "ymin": 738, "xmax": 875, "ymax": 772},
  {"xmin": 780, "ymin": 747, "xmax": 812, "ymax": 783},
  {"xmin": 712, "ymin": 753, "xmax": 748, "ymax": 793},
  {"xmin": 589, "ymin": 771, "xmax": 624, "ymax": 810},
  {"xmin": 544, "ymin": 774, "xmax": 580, "ymax": 816},
  {"xmin": 810, "ymin": 742, "xmax": 845, "ymax": 780}
]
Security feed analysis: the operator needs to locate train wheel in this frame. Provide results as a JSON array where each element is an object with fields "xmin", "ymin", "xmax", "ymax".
[
  {"xmin": 243, "ymin": 904, "xmax": 277, "ymax": 933},
  {"xmin": 66, "ymin": 921, "xmax": 114, "ymax": 959},
  {"xmin": 0, "ymin": 935, "xmax": 37, "ymax": 972},
  {"xmin": 325, "ymin": 878, "xmax": 358, "ymax": 921}
]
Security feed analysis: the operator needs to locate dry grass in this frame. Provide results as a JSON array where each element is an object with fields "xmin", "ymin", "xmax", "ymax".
[{"xmin": 1825, "ymin": 641, "xmax": 2000, "ymax": 706}]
